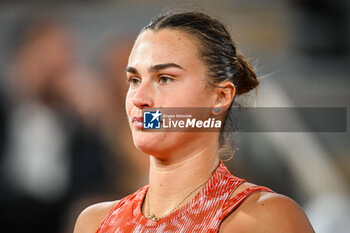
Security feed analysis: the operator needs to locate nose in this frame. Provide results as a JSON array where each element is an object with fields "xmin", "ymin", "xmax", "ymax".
[{"xmin": 132, "ymin": 81, "xmax": 154, "ymax": 109}]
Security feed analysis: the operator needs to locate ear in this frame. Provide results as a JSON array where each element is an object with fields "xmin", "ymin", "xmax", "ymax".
[{"xmin": 212, "ymin": 80, "xmax": 236, "ymax": 114}]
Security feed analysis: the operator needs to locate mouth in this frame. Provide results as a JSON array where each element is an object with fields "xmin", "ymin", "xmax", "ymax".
[{"xmin": 132, "ymin": 116, "xmax": 143, "ymax": 129}]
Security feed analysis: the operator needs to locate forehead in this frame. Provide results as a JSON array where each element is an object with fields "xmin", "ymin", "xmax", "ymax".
[{"xmin": 128, "ymin": 28, "xmax": 202, "ymax": 68}]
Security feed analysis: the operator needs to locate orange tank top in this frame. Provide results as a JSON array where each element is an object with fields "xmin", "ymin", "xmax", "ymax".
[{"xmin": 96, "ymin": 160, "xmax": 274, "ymax": 232}]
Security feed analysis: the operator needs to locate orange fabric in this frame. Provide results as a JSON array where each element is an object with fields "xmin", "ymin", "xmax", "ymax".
[{"xmin": 96, "ymin": 160, "xmax": 274, "ymax": 232}]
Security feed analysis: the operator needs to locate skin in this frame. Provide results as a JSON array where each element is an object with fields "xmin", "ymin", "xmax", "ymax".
[{"xmin": 74, "ymin": 29, "xmax": 315, "ymax": 233}]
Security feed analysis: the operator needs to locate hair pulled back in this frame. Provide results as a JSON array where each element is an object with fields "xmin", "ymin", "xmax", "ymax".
[
  {"xmin": 142, "ymin": 10, "xmax": 259, "ymax": 159},
  {"xmin": 143, "ymin": 10, "xmax": 258, "ymax": 95}
]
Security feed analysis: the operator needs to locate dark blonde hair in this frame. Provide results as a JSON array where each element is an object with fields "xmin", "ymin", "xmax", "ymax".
[{"xmin": 143, "ymin": 10, "xmax": 259, "ymax": 159}]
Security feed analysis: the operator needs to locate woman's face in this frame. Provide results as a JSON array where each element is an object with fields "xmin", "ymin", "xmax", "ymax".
[{"xmin": 125, "ymin": 29, "xmax": 218, "ymax": 158}]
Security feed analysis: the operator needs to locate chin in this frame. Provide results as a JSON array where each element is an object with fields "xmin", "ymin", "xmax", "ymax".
[{"xmin": 132, "ymin": 132, "xmax": 166, "ymax": 155}]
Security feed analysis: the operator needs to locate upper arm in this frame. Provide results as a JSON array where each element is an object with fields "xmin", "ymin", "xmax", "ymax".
[
  {"xmin": 220, "ymin": 192, "xmax": 315, "ymax": 233},
  {"xmin": 73, "ymin": 200, "xmax": 119, "ymax": 233},
  {"xmin": 252, "ymin": 193, "xmax": 315, "ymax": 233}
]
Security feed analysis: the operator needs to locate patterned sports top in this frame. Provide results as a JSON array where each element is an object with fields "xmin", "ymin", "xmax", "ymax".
[{"xmin": 96, "ymin": 160, "xmax": 274, "ymax": 232}]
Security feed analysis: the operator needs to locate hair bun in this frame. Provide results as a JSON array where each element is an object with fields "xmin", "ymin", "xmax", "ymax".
[{"xmin": 235, "ymin": 53, "xmax": 258, "ymax": 95}]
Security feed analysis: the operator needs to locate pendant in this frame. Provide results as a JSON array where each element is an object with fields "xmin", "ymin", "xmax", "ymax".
[{"xmin": 147, "ymin": 214, "xmax": 160, "ymax": 222}]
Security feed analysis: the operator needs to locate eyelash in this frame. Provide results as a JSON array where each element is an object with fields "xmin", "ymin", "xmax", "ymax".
[
  {"xmin": 159, "ymin": 76, "xmax": 174, "ymax": 84},
  {"xmin": 126, "ymin": 76, "xmax": 174, "ymax": 86},
  {"xmin": 126, "ymin": 77, "xmax": 141, "ymax": 86}
]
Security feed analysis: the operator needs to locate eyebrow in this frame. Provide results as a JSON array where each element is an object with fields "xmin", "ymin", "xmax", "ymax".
[
  {"xmin": 125, "ymin": 66, "xmax": 139, "ymax": 75},
  {"xmin": 148, "ymin": 63, "xmax": 185, "ymax": 72},
  {"xmin": 125, "ymin": 63, "xmax": 185, "ymax": 75}
]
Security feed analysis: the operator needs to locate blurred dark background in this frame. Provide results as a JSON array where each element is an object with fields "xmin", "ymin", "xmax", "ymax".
[{"xmin": 0, "ymin": 0, "xmax": 349, "ymax": 233}]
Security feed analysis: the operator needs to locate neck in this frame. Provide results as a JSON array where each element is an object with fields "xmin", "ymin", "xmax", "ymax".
[{"xmin": 143, "ymin": 141, "xmax": 220, "ymax": 219}]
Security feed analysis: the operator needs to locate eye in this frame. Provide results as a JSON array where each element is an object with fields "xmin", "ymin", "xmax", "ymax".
[
  {"xmin": 159, "ymin": 76, "xmax": 173, "ymax": 85},
  {"xmin": 127, "ymin": 77, "xmax": 141, "ymax": 87}
]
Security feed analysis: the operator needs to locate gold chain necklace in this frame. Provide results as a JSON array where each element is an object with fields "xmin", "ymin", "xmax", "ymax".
[{"xmin": 146, "ymin": 179, "xmax": 209, "ymax": 222}]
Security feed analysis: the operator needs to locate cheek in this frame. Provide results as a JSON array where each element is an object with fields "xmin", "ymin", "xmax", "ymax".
[
  {"xmin": 125, "ymin": 88, "xmax": 132, "ymax": 116},
  {"xmin": 171, "ymin": 79, "xmax": 211, "ymax": 107}
]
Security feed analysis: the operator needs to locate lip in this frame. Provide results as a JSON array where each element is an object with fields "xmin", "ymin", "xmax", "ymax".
[{"xmin": 132, "ymin": 116, "xmax": 143, "ymax": 129}]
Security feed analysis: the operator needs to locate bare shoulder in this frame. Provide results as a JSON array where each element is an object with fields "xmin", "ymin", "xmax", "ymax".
[
  {"xmin": 220, "ymin": 182, "xmax": 315, "ymax": 233},
  {"xmin": 73, "ymin": 200, "xmax": 120, "ymax": 233}
]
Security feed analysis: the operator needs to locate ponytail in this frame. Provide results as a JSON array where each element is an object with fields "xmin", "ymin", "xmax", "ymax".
[{"xmin": 235, "ymin": 54, "xmax": 259, "ymax": 95}]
